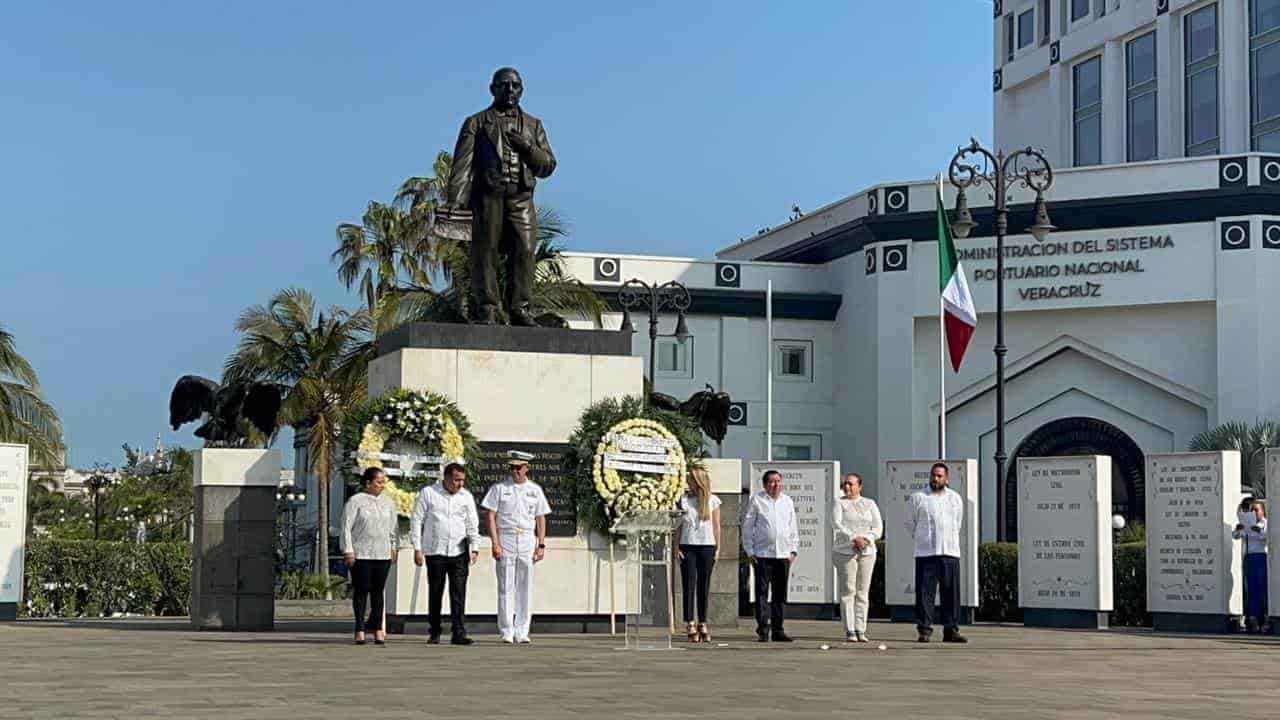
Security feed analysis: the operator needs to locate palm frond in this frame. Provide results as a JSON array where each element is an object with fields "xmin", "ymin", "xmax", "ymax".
[{"xmin": 1188, "ymin": 420, "xmax": 1280, "ymax": 495}]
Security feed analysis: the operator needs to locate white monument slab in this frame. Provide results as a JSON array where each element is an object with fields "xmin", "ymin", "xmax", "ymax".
[
  {"xmin": 1017, "ymin": 456, "xmax": 1113, "ymax": 628},
  {"xmin": 1266, "ymin": 449, "xmax": 1280, "ymax": 621},
  {"xmin": 1146, "ymin": 451, "xmax": 1243, "ymax": 632},
  {"xmin": 883, "ymin": 459, "xmax": 979, "ymax": 615},
  {"xmin": 0, "ymin": 443, "xmax": 30, "ymax": 620},
  {"xmin": 748, "ymin": 461, "xmax": 838, "ymax": 604}
]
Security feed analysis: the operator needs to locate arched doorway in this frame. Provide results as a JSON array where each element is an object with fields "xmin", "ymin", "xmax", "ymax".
[{"xmin": 1002, "ymin": 416, "xmax": 1145, "ymax": 541}]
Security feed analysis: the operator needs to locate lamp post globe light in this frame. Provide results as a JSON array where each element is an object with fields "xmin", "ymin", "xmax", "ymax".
[
  {"xmin": 276, "ymin": 484, "xmax": 308, "ymax": 570},
  {"xmin": 617, "ymin": 279, "xmax": 693, "ymax": 401},
  {"xmin": 83, "ymin": 463, "xmax": 116, "ymax": 541},
  {"xmin": 947, "ymin": 139, "xmax": 1054, "ymax": 539}
]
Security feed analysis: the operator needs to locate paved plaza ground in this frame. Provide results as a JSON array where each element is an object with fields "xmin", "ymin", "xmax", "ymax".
[{"xmin": 2, "ymin": 618, "xmax": 1277, "ymax": 719}]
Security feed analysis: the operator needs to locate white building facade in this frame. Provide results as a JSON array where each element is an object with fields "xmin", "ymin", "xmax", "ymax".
[
  {"xmin": 568, "ymin": 152, "xmax": 1279, "ymax": 543},
  {"xmin": 995, "ymin": 0, "xmax": 1279, "ymax": 164}
]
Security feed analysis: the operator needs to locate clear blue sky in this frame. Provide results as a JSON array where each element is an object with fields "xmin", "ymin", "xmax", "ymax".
[{"xmin": 0, "ymin": 1, "xmax": 993, "ymax": 468}]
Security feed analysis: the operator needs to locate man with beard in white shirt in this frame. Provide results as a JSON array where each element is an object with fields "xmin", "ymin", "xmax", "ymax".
[
  {"xmin": 411, "ymin": 462, "xmax": 481, "ymax": 645},
  {"xmin": 481, "ymin": 451, "xmax": 550, "ymax": 644},
  {"xmin": 907, "ymin": 462, "xmax": 968, "ymax": 644},
  {"xmin": 742, "ymin": 469, "xmax": 799, "ymax": 642}
]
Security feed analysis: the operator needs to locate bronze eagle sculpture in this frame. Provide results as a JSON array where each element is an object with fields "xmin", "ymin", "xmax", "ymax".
[
  {"xmin": 650, "ymin": 383, "xmax": 732, "ymax": 444},
  {"xmin": 168, "ymin": 375, "xmax": 283, "ymax": 448}
]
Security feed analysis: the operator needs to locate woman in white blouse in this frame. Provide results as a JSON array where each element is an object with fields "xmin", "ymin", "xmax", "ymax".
[
  {"xmin": 675, "ymin": 468, "xmax": 721, "ymax": 643},
  {"xmin": 341, "ymin": 467, "xmax": 398, "ymax": 645},
  {"xmin": 831, "ymin": 472, "xmax": 882, "ymax": 643}
]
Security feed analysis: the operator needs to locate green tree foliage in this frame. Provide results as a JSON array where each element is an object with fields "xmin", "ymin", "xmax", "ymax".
[
  {"xmin": 0, "ymin": 323, "xmax": 63, "ymax": 467},
  {"xmin": 224, "ymin": 288, "xmax": 370, "ymax": 593},
  {"xmin": 23, "ymin": 540, "xmax": 190, "ymax": 617},
  {"xmin": 1188, "ymin": 420, "xmax": 1280, "ymax": 496}
]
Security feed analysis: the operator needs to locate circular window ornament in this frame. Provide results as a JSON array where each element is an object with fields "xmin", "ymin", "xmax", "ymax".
[
  {"xmin": 1221, "ymin": 161, "xmax": 1245, "ymax": 184},
  {"xmin": 1224, "ymin": 225, "xmax": 1247, "ymax": 247}
]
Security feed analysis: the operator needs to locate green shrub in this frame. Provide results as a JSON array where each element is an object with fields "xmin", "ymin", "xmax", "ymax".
[
  {"xmin": 276, "ymin": 571, "xmax": 350, "ymax": 600},
  {"xmin": 22, "ymin": 539, "xmax": 190, "ymax": 618},
  {"xmin": 978, "ymin": 542, "xmax": 1022, "ymax": 622},
  {"xmin": 1111, "ymin": 541, "xmax": 1149, "ymax": 627},
  {"xmin": 1116, "ymin": 521, "xmax": 1146, "ymax": 545}
]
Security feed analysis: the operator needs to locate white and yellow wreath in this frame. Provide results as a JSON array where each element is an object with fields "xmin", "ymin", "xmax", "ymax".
[{"xmin": 591, "ymin": 417, "xmax": 686, "ymax": 518}]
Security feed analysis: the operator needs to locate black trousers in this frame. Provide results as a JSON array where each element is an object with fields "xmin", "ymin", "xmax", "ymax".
[
  {"xmin": 426, "ymin": 553, "xmax": 470, "ymax": 637},
  {"xmin": 351, "ymin": 559, "xmax": 392, "ymax": 633},
  {"xmin": 753, "ymin": 557, "xmax": 790, "ymax": 634},
  {"xmin": 679, "ymin": 545, "xmax": 717, "ymax": 623},
  {"xmin": 470, "ymin": 191, "xmax": 536, "ymax": 315},
  {"xmin": 914, "ymin": 555, "xmax": 961, "ymax": 635}
]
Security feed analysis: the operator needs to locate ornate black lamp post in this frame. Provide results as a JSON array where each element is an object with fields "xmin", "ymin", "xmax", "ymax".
[
  {"xmin": 83, "ymin": 464, "xmax": 115, "ymax": 541},
  {"xmin": 617, "ymin": 279, "xmax": 692, "ymax": 401},
  {"xmin": 947, "ymin": 139, "xmax": 1055, "ymax": 540},
  {"xmin": 276, "ymin": 484, "xmax": 308, "ymax": 569}
]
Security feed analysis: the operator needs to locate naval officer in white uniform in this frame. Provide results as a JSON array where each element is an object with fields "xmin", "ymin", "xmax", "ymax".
[{"xmin": 481, "ymin": 451, "xmax": 551, "ymax": 643}]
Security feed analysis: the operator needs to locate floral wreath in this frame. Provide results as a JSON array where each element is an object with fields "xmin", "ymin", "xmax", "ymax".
[
  {"xmin": 592, "ymin": 417, "xmax": 686, "ymax": 521},
  {"xmin": 341, "ymin": 388, "xmax": 478, "ymax": 517}
]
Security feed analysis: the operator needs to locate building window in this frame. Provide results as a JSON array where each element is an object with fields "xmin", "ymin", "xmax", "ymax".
[
  {"xmin": 1126, "ymin": 31, "xmax": 1158, "ymax": 162},
  {"xmin": 1071, "ymin": 0, "xmax": 1090, "ymax": 22},
  {"xmin": 1073, "ymin": 56, "xmax": 1103, "ymax": 166},
  {"xmin": 1252, "ymin": 0, "xmax": 1280, "ymax": 150},
  {"xmin": 773, "ymin": 340, "xmax": 813, "ymax": 382},
  {"xmin": 1184, "ymin": 4, "xmax": 1220, "ymax": 157},
  {"xmin": 770, "ymin": 434, "xmax": 821, "ymax": 462},
  {"xmin": 1005, "ymin": 14, "xmax": 1015, "ymax": 63},
  {"xmin": 1041, "ymin": 0, "xmax": 1051, "ymax": 44},
  {"xmin": 1018, "ymin": 9, "xmax": 1036, "ymax": 48},
  {"xmin": 655, "ymin": 337, "xmax": 692, "ymax": 378}
]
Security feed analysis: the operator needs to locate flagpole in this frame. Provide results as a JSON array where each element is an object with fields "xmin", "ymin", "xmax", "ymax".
[
  {"xmin": 766, "ymin": 279, "xmax": 774, "ymax": 462},
  {"xmin": 938, "ymin": 172, "xmax": 947, "ymax": 459}
]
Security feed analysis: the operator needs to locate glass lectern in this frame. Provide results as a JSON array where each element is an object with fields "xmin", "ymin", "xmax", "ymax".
[{"xmin": 611, "ymin": 510, "xmax": 681, "ymax": 651}]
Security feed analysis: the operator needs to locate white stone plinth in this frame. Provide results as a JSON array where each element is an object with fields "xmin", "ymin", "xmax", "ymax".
[
  {"xmin": 748, "ymin": 461, "xmax": 839, "ymax": 604},
  {"xmin": 194, "ymin": 448, "xmax": 282, "ymax": 487},
  {"xmin": 1017, "ymin": 455, "xmax": 1113, "ymax": 612},
  {"xmin": 702, "ymin": 457, "xmax": 742, "ymax": 494},
  {"xmin": 369, "ymin": 348, "xmax": 643, "ymax": 443},
  {"xmin": 1264, "ymin": 449, "xmax": 1279, "ymax": 619},
  {"xmin": 0, "ymin": 443, "xmax": 30, "ymax": 615},
  {"xmin": 385, "ymin": 531, "xmax": 638, "ymax": 616},
  {"xmin": 1146, "ymin": 451, "xmax": 1243, "ymax": 618},
  {"xmin": 882, "ymin": 459, "xmax": 980, "ymax": 609}
]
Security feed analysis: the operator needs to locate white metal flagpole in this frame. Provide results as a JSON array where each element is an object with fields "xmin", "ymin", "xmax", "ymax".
[
  {"xmin": 938, "ymin": 172, "xmax": 948, "ymax": 459},
  {"xmin": 766, "ymin": 279, "xmax": 774, "ymax": 462}
]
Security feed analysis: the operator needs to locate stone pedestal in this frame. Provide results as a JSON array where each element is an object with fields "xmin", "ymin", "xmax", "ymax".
[
  {"xmin": 0, "ymin": 444, "xmax": 29, "ymax": 621},
  {"xmin": 1146, "ymin": 451, "xmax": 1242, "ymax": 633},
  {"xmin": 191, "ymin": 449, "xmax": 280, "ymax": 631},
  {"xmin": 1017, "ymin": 456, "xmax": 1113, "ymax": 630},
  {"xmin": 882, "ymin": 459, "xmax": 980, "ymax": 624},
  {"xmin": 373, "ymin": 323, "xmax": 646, "ymax": 629}
]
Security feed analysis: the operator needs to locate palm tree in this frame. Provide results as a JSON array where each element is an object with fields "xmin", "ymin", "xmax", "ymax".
[
  {"xmin": 224, "ymin": 289, "xmax": 370, "ymax": 593},
  {"xmin": 1188, "ymin": 420, "xmax": 1280, "ymax": 496},
  {"xmin": 0, "ymin": 323, "xmax": 63, "ymax": 467},
  {"xmin": 333, "ymin": 201, "xmax": 421, "ymax": 313}
]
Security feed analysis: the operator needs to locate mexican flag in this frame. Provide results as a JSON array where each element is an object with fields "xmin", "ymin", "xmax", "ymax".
[{"xmin": 937, "ymin": 179, "xmax": 976, "ymax": 372}]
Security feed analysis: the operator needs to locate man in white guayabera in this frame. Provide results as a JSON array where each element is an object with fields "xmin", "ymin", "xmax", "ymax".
[
  {"xmin": 906, "ymin": 463, "xmax": 968, "ymax": 644},
  {"xmin": 743, "ymin": 469, "xmax": 799, "ymax": 643}
]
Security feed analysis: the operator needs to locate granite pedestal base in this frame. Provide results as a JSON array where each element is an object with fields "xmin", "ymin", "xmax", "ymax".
[
  {"xmin": 0, "ymin": 602, "xmax": 16, "ymax": 621},
  {"xmin": 1023, "ymin": 608, "xmax": 1109, "ymax": 629},
  {"xmin": 191, "ymin": 449, "xmax": 281, "ymax": 632},
  {"xmin": 888, "ymin": 604, "xmax": 976, "ymax": 625},
  {"xmin": 1151, "ymin": 612, "xmax": 1238, "ymax": 633}
]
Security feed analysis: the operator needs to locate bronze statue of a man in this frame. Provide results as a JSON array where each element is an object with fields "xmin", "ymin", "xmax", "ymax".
[{"xmin": 444, "ymin": 67, "xmax": 557, "ymax": 326}]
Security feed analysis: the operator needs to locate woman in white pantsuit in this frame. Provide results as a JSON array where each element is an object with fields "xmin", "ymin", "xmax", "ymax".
[{"xmin": 832, "ymin": 473, "xmax": 882, "ymax": 643}]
